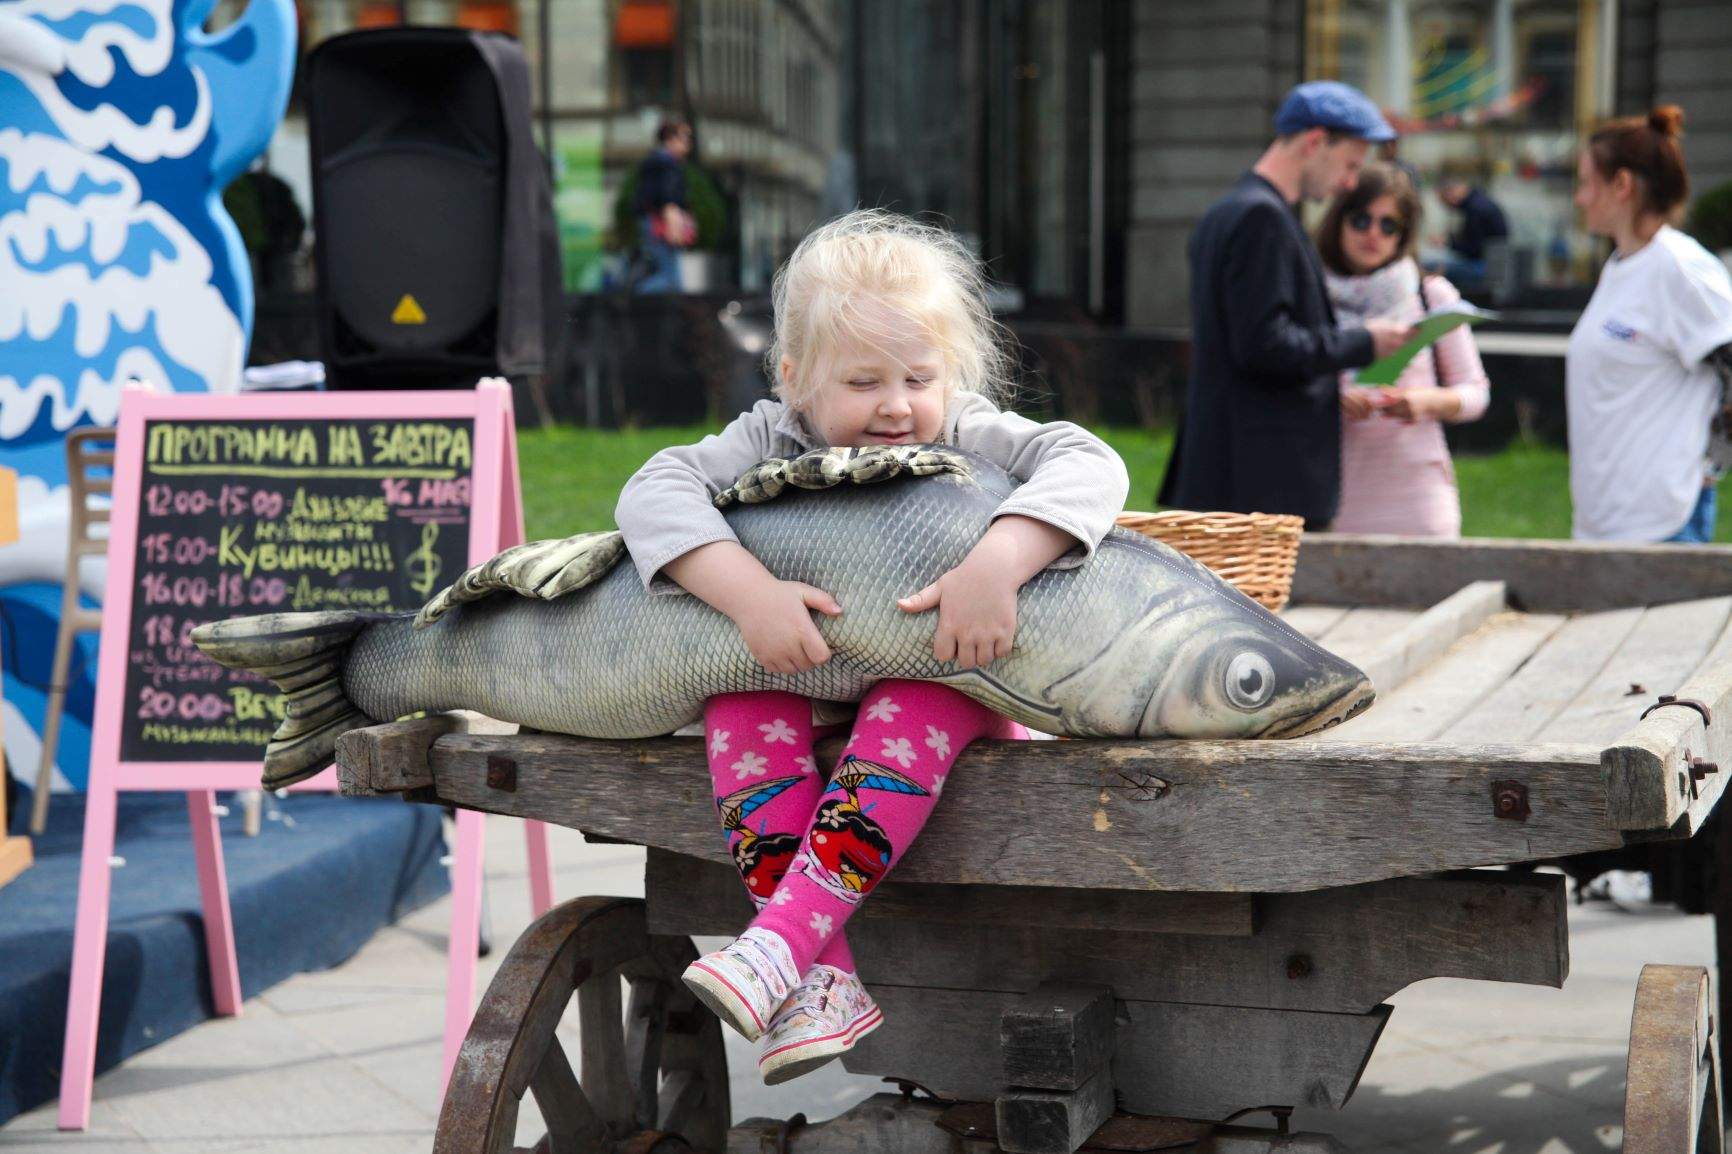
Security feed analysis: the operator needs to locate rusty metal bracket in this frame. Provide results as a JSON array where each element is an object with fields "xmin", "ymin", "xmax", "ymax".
[
  {"xmin": 884, "ymin": 1077, "xmax": 953, "ymax": 1103},
  {"xmin": 1640, "ymin": 694, "xmax": 1714, "ymax": 727},
  {"xmin": 1490, "ymin": 780, "xmax": 1530, "ymax": 821},
  {"xmin": 1681, "ymin": 748, "xmax": 1720, "ymax": 801},
  {"xmin": 1220, "ymin": 1105, "xmax": 1293, "ymax": 1136}
]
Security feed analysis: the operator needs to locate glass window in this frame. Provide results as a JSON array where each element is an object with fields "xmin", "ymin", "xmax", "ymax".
[{"xmin": 1306, "ymin": 0, "xmax": 1613, "ymax": 290}]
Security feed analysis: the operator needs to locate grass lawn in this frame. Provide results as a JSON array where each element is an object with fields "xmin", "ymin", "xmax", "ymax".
[{"xmin": 518, "ymin": 424, "xmax": 1732, "ymax": 543}]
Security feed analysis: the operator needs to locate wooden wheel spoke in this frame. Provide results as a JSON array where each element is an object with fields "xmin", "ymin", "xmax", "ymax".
[
  {"xmin": 625, "ymin": 976, "xmax": 670, "ymax": 1131},
  {"xmin": 438, "ymin": 899, "xmax": 729, "ymax": 1154},
  {"xmin": 655, "ymin": 1069, "xmax": 705, "ymax": 1136},
  {"xmin": 578, "ymin": 968, "xmax": 635, "ymax": 1131},
  {"xmin": 528, "ymin": 1038, "xmax": 610, "ymax": 1154}
]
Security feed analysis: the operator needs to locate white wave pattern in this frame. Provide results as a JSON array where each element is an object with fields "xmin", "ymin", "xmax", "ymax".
[
  {"xmin": 8, "ymin": 0, "xmax": 211, "ymax": 162},
  {"xmin": 0, "ymin": 475, "xmax": 108, "ymax": 595},
  {"xmin": 0, "ymin": 128, "xmax": 242, "ymax": 439}
]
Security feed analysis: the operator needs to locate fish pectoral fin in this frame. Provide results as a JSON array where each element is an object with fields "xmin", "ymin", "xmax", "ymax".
[{"xmin": 415, "ymin": 531, "xmax": 627, "ymax": 627}]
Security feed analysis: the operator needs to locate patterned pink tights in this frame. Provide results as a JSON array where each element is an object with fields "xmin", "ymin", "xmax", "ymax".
[{"xmin": 702, "ymin": 680, "xmax": 1020, "ymax": 976}]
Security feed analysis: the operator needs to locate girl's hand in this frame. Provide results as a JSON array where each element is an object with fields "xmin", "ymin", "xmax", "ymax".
[
  {"xmin": 1341, "ymin": 388, "xmax": 1384, "ymax": 421},
  {"xmin": 1381, "ymin": 387, "xmax": 1460, "ymax": 424},
  {"xmin": 733, "ymin": 580, "xmax": 842, "ymax": 674},
  {"xmin": 898, "ymin": 562, "xmax": 1018, "ymax": 669}
]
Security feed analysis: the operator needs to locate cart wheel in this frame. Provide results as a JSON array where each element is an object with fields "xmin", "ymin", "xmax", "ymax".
[
  {"xmin": 435, "ymin": 897, "xmax": 730, "ymax": 1154},
  {"xmin": 1625, "ymin": 964, "xmax": 1724, "ymax": 1153}
]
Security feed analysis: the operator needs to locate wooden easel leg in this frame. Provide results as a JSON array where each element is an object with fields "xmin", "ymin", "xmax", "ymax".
[
  {"xmin": 525, "ymin": 819, "xmax": 554, "ymax": 918},
  {"xmin": 58, "ymin": 784, "xmax": 119, "ymax": 1130},
  {"xmin": 186, "ymin": 790, "xmax": 242, "ymax": 1016},
  {"xmin": 442, "ymin": 806, "xmax": 488, "ymax": 1093},
  {"xmin": 29, "ymin": 598, "xmax": 79, "ymax": 834}
]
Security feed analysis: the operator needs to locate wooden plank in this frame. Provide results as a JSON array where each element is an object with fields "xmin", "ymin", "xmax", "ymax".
[
  {"xmin": 428, "ymin": 733, "xmax": 1622, "ymax": 892},
  {"xmin": 1001, "ymin": 985, "xmax": 1115, "ymax": 1091},
  {"xmin": 335, "ymin": 710, "xmax": 516, "ymax": 795},
  {"xmin": 839, "ymin": 872, "xmax": 1565, "ymax": 1015},
  {"xmin": 1291, "ymin": 534, "xmax": 1732, "ymax": 614},
  {"xmin": 995, "ymin": 1069, "xmax": 1115, "ymax": 1154},
  {"xmin": 1352, "ymin": 581, "xmax": 1507, "ymax": 698},
  {"xmin": 642, "ymin": 849, "xmax": 1256, "ymax": 938},
  {"xmin": 842, "ymin": 987, "xmax": 1390, "ymax": 1121},
  {"xmin": 1534, "ymin": 597, "xmax": 1732, "ymax": 748},
  {"xmin": 1438, "ymin": 607, "xmax": 1645, "ymax": 744},
  {"xmin": 647, "ymin": 859, "xmax": 1566, "ymax": 1015},
  {"xmin": 1305, "ymin": 607, "xmax": 1418, "ymax": 667},
  {"xmin": 1278, "ymin": 605, "xmax": 1349, "ymax": 640},
  {"xmin": 1602, "ymin": 650, "xmax": 1732, "ymax": 832},
  {"xmin": 1322, "ymin": 611, "xmax": 1566, "ymax": 743}
]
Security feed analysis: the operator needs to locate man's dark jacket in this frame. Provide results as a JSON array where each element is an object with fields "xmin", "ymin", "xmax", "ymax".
[
  {"xmin": 1158, "ymin": 173, "xmax": 1375, "ymax": 526},
  {"xmin": 634, "ymin": 147, "xmax": 687, "ymax": 216},
  {"xmin": 1448, "ymin": 187, "xmax": 1509, "ymax": 261}
]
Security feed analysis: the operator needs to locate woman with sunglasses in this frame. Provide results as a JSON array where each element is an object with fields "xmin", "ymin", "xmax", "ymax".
[
  {"xmin": 1316, "ymin": 162, "xmax": 1490, "ymax": 536},
  {"xmin": 1567, "ymin": 105, "xmax": 1732, "ymax": 544}
]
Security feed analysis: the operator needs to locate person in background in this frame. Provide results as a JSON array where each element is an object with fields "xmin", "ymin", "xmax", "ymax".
[
  {"xmin": 1317, "ymin": 162, "xmax": 1490, "ymax": 537},
  {"xmin": 1159, "ymin": 81, "xmax": 1414, "ymax": 530},
  {"xmin": 1568, "ymin": 105, "xmax": 1732, "ymax": 544},
  {"xmin": 633, "ymin": 119, "xmax": 696, "ymax": 293},
  {"xmin": 1436, "ymin": 176, "xmax": 1509, "ymax": 287}
]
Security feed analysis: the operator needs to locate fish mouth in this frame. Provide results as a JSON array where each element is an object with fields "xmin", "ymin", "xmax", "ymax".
[{"xmin": 1262, "ymin": 677, "xmax": 1377, "ymax": 738}]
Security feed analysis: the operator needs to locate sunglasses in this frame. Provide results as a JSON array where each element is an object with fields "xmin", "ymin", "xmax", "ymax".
[{"xmin": 1348, "ymin": 211, "xmax": 1404, "ymax": 238}]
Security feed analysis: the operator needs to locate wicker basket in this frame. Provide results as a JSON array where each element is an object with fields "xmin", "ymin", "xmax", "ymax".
[{"xmin": 1115, "ymin": 510, "xmax": 1305, "ymax": 612}]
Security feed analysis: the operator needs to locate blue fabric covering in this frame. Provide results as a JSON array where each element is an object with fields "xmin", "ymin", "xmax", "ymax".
[{"xmin": 0, "ymin": 787, "xmax": 449, "ymax": 1127}]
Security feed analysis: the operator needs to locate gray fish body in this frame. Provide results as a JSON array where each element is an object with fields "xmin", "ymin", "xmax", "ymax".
[{"xmin": 340, "ymin": 454, "xmax": 1371, "ymax": 743}]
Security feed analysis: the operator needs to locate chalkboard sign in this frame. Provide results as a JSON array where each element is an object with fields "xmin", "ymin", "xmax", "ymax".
[
  {"xmin": 119, "ymin": 416, "xmax": 476, "ymax": 761},
  {"xmin": 62, "ymin": 383, "xmax": 529, "ymax": 1132}
]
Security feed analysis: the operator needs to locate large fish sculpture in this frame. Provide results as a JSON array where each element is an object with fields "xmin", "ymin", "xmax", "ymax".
[{"xmin": 193, "ymin": 445, "xmax": 1375, "ymax": 788}]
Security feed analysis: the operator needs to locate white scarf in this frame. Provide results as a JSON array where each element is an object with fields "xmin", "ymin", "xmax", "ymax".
[{"xmin": 1324, "ymin": 257, "xmax": 1421, "ymax": 327}]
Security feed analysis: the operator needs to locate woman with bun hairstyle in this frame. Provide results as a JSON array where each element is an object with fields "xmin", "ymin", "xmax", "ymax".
[
  {"xmin": 1568, "ymin": 105, "xmax": 1732, "ymax": 543},
  {"xmin": 1318, "ymin": 161, "xmax": 1491, "ymax": 536}
]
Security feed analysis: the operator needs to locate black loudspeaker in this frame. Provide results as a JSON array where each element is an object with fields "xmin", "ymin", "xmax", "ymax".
[{"xmin": 307, "ymin": 28, "xmax": 562, "ymax": 390}]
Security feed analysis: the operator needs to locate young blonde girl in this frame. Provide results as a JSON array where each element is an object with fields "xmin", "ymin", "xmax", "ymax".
[{"xmin": 614, "ymin": 210, "xmax": 1128, "ymax": 1084}]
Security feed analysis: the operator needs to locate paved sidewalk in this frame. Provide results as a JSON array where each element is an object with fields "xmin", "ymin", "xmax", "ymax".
[{"xmin": 0, "ymin": 816, "xmax": 1712, "ymax": 1153}]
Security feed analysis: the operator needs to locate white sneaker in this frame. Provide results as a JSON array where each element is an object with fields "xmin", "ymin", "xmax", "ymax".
[
  {"xmin": 682, "ymin": 927, "xmax": 800, "ymax": 1042},
  {"xmin": 757, "ymin": 964, "xmax": 883, "ymax": 1085}
]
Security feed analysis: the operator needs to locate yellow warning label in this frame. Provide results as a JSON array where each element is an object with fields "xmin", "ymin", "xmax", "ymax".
[{"xmin": 391, "ymin": 294, "xmax": 427, "ymax": 325}]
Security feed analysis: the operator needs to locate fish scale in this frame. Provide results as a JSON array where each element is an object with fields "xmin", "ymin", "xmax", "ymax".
[{"xmin": 195, "ymin": 446, "xmax": 1375, "ymax": 788}]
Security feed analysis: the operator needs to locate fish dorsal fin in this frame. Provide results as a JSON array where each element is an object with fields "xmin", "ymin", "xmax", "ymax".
[
  {"xmin": 414, "ymin": 531, "xmax": 627, "ymax": 628},
  {"xmin": 715, "ymin": 444, "xmax": 973, "ymax": 508}
]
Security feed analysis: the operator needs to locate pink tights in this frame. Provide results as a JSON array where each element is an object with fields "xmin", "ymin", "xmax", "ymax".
[{"xmin": 702, "ymin": 679, "xmax": 1021, "ymax": 976}]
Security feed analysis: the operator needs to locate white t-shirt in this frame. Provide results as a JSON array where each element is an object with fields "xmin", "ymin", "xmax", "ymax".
[{"xmin": 1567, "ymin": 225, "xmax": 1732, "ymax": 542}]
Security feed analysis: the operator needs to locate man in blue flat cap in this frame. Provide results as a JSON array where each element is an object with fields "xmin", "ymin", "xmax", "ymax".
[{"xmin": 1160, "ymin": 81, "xmax": 1416, "ymax": 529}]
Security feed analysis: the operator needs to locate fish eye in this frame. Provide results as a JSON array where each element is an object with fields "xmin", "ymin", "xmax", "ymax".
[{"xmin": 1224, "ymin": 651, "xmax": 1276, "ymax": 711}]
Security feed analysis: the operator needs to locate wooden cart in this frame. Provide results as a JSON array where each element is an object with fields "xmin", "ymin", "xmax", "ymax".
[{"xmin": 335, "ymin": 535, "xmax": 1732, "ymax": 1154}]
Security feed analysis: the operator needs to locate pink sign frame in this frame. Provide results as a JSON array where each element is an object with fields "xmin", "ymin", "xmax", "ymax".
[{"xmin": 58, "ymin": 380, "xmax": 554, "ymax": 1129}]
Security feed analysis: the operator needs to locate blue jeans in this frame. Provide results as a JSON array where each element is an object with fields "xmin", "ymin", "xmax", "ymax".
[
  {"xmin": 1663, "ymin": 484, "xmax": 1718, "ymax": 543},
  {"xmin": 634, "ymin": 214, "xmax": 684, "ymax": 294}
]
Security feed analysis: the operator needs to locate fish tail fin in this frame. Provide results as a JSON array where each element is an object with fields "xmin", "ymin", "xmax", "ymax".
[{"xmin": 191, "ymin": 611, "xmax": 385, "ymax": 789}]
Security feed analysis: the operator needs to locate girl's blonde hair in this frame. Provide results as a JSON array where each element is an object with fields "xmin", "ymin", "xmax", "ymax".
[{"xmin": 767, "ymin": 209, "xmax": 1014, "ymax": 407}]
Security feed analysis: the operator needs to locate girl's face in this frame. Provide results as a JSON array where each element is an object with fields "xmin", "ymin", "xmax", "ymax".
[
  {"xmin": 1574, "ymin": 149, "xmax": 1634, "ymax": 238},
  {"xmin": 792, "ymin": 310, "xmax": 951, "ymax": 447},
  {"xmin": 1340, "ymin": 192, "xmax": 1405, "ymax": 275}
]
